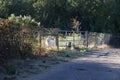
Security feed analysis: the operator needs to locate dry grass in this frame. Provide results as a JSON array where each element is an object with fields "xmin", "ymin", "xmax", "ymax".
[
  {"xmin": 1, "ymin": 47, "xmax": 92, "ymax": 80},
  {"xmin": 88, "ymin": 44, "xmax": 109, "ymax": 50},
  {"xmin": 33, "ymin": 46, "xmax": 48, "ymax": 57}
]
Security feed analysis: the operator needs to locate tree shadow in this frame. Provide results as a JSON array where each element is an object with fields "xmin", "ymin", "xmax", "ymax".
[
  {"xmin": 23, "ymin": 56, "xmax": 120, "ymax": 80},
  {"xmin": 109, "ymin": 34, "xmax": 120, "ymax": 48}
]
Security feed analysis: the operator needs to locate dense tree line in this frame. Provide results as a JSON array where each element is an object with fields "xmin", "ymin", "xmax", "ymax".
[{"xmin": 0, "ymin": 0, "xmax": 120, "ymax": 33}]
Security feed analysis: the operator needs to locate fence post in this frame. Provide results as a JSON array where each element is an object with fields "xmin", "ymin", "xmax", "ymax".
[
  {"xmin": 79, "ymin": 31, "xmax": 81, "ymax": 45},
  {"xmin": 73, "ymin": 31, "xmax": 75, "ymax": 48},
  {"xmin": 85, "ymin": 31, "xmax": 88, "ymax": 47},
  {"xmin": 65, "ymin": 31, "xmax": 67, "ymax": 45},
  {"xmin": 56, "ymin": 34, "xmax": 59, "ymax": 51}
]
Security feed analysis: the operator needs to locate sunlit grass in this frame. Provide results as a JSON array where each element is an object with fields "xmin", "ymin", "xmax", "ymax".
[{"xmin": 56, "ymin": 47, "xmax": 91, "ymax": 59}]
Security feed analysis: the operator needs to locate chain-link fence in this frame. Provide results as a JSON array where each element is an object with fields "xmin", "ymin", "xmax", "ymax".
[{"xmin": 58, "ymin": 31, "xmax": 120, "ymax": 49}]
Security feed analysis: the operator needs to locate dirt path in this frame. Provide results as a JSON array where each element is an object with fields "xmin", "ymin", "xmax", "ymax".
[{"xmin": 21, "ymin": 49, "xmax": 120, "ymax": 80}]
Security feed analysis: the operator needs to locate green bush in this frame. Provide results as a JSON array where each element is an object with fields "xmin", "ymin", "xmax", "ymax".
[{"xmin": 0, "ymin": 14, "xmax": 41, "ymax": 63}]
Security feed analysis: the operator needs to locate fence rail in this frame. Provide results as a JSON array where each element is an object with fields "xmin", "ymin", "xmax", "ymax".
[{"xmin": 38, "ymin": 30, "xmax": 120, "ymax": 50}]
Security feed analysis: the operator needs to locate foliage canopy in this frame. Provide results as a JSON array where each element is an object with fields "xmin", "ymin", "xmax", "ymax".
[{"xmin": 0, "ymin": 0, "xmax": 120, "ymax": 33}]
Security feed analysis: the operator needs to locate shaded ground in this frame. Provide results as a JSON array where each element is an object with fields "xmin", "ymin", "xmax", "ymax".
[
  {"xmin": 20, "ymin": 48, "xmax": 120, "ymax": 80},
  {"xmin": 0, "ymin": 48, "xmax": 89, "ymax": 80},
  {"xmin": 1, "ymin": 48, "xmax": 120, "ymax": 80}
]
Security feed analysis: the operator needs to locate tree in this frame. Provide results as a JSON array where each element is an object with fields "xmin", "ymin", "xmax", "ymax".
[
  {"xmin": 9, "ymin": 0, "xmax": 35, "ymax": 17},
  {"xmin": 0, "ymin": 0, "xmax": 13, "ymax": 18},
  {"xmin": 0, "ymin": 0, "xmax": 120, "ymax": 33}
]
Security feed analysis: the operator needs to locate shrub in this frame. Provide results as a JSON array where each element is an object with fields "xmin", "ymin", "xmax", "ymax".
[
  {"xmin": 7, "ymin": 14, "xmax": 40, "ymax": 59},
  {"xmin": 0, "ymin": 18, "xmax": 11, "ymax": 64},
  {"xmin": 33, "ymin": 46, "xmax": 47, "ymax": 57},
  {"xmin": 0, "ymin": 14, "xmax": 41, "ymax": 64}
]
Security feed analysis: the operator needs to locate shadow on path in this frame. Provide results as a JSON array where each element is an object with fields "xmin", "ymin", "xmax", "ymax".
[{"xmin": 23, "ymin": 56, "xmax": 120, "ymax": 80}]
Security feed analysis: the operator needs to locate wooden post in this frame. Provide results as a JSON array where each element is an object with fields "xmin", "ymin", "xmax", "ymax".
[
  {"xmin": 65, "ymin": 31, "xmax": 67, "ymax": 46},
  {"xmin": 85, "ymin": 31, "xmax": 88, "ymax": 47},
  {"xmin": 55, "ymin": 34, "xmax": 59, "ymax": 51},
  {"xmin": 79, "ymin": 31, "xmax": 81, "ymax": 45},
  {"xmin": 73, "ymin": 31, "xmax": 75, "ymax": 48}
]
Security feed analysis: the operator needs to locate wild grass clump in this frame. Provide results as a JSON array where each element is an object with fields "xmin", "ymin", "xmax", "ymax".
[
  {"xmin": 58, "ymin": 47, "xmax": 90, "ymax": 59},
  {"xmin": 33, "ymin": 46, "xmax": 48, "ymax": 57}
]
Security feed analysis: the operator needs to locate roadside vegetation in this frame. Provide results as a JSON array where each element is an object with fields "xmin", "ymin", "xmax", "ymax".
[
  {"xmin": 0, "ymin": 0, "xmax": 120, "ymax": 80},
  {"xmin": 1, "ymin": 47, "xmax": 92, "ymax": 80}
]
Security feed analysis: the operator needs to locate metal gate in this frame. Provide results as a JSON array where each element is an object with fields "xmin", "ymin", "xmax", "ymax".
[{"xmin": 58, "ymin": 30, "xmax": 88, "ymax": 48}]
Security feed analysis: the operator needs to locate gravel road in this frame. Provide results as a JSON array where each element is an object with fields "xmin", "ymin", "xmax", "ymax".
[{"xmin": 22, "ymin": 49, "xmax": 120, "ymax": 80}]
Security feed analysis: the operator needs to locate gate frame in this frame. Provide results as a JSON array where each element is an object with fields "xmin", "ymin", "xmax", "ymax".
[
  {"xmin": 58, "ymin": 30, "xmax": 88, "ymax": 48},
  {"xmin": 38, "ymin": 28, "xmax": 59, "ymax": 51}
]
